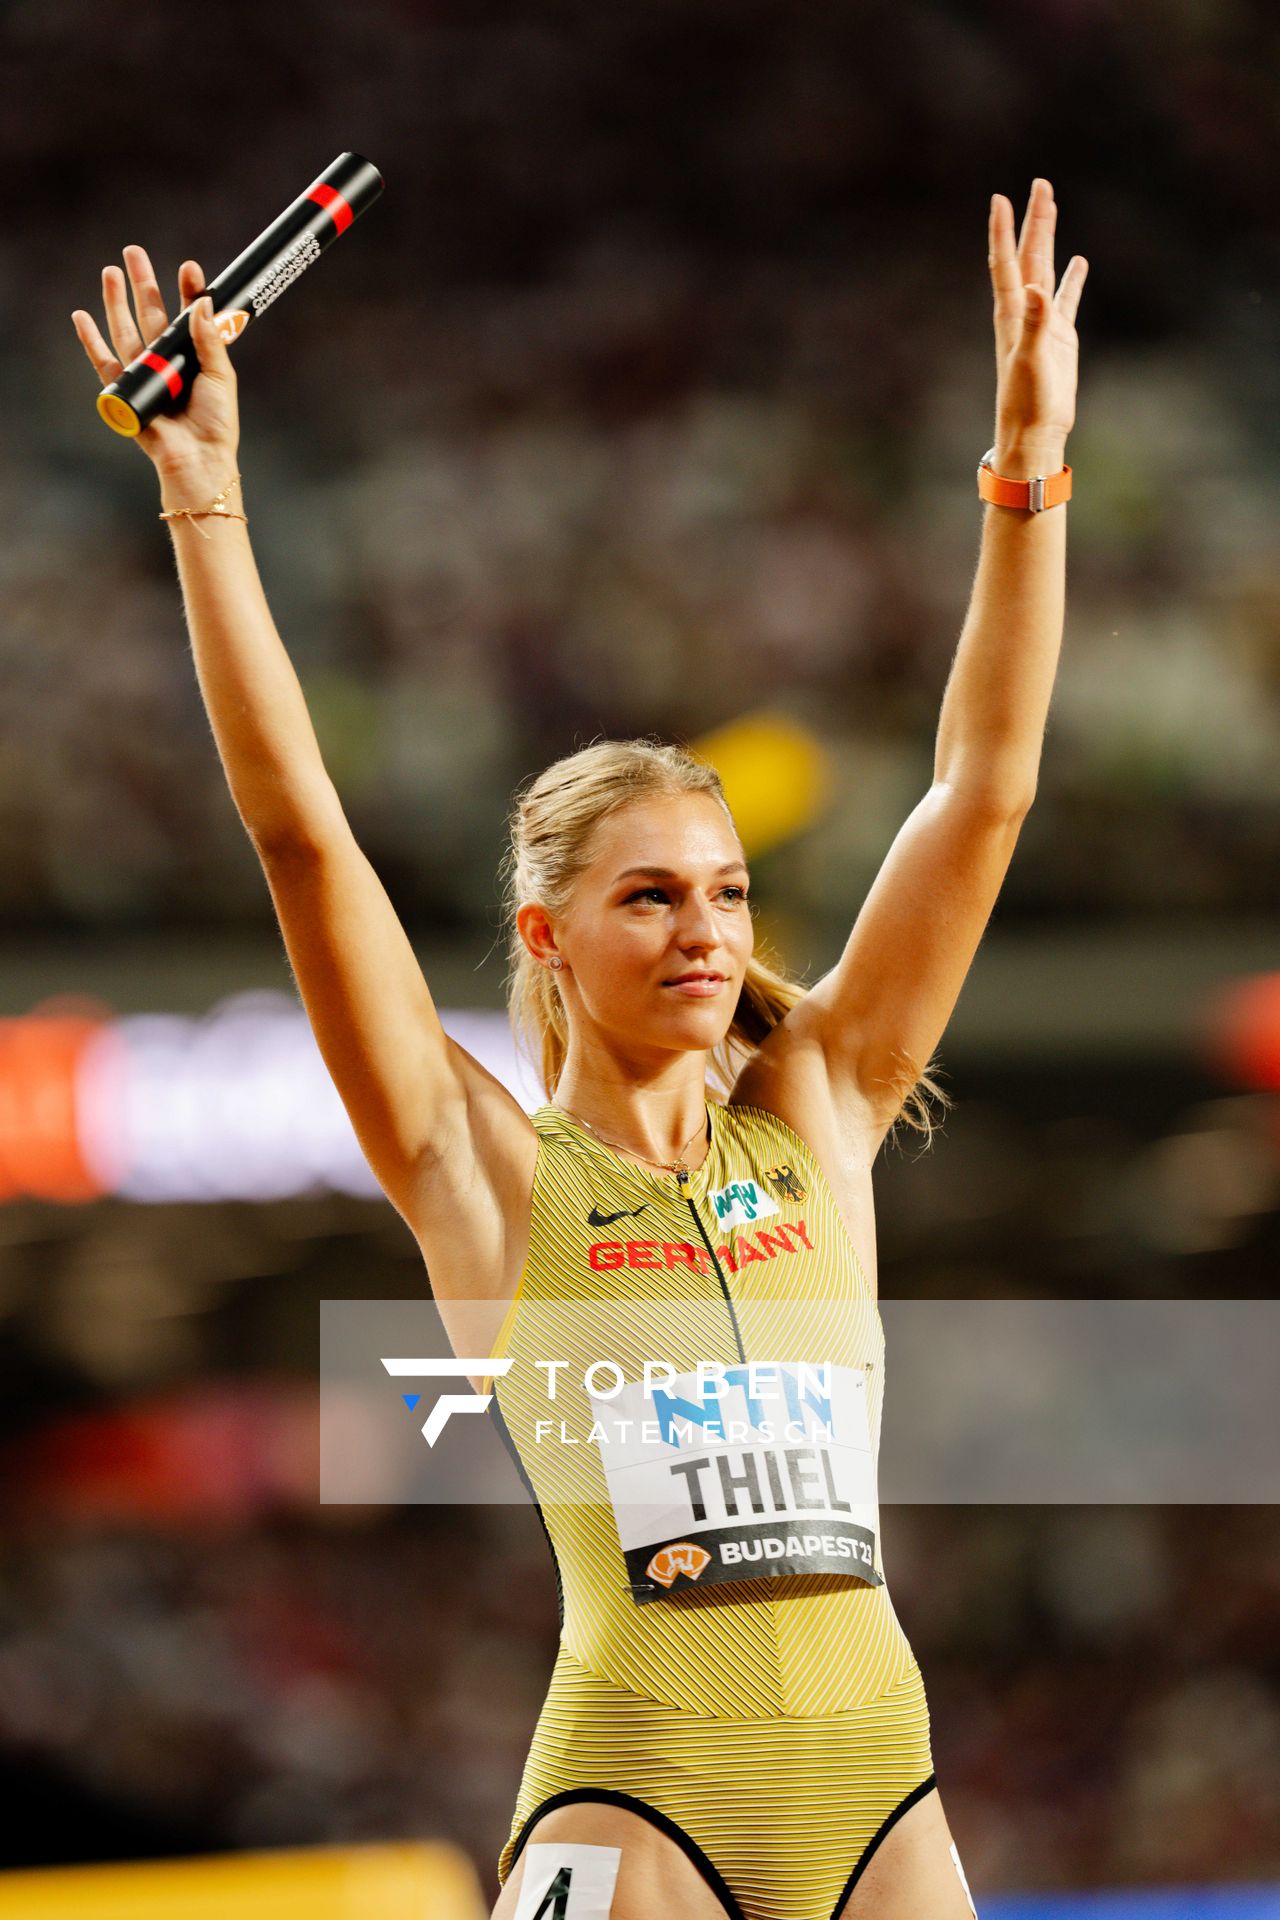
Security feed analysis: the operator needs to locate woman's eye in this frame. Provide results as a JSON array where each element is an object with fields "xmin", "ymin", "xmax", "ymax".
[{"xmin": 623, "ymin": 886, "xmax": 749, "ymax": 906}]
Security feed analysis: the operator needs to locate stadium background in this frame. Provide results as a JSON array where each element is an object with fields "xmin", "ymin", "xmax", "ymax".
[{"xmin": 1, "ymin": 0, "xmax": 1277, "ymax": 1911}]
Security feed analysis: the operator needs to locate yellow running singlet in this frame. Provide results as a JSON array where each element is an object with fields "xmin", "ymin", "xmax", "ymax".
[{"xmin": 486, "ymin": 1100, "xmax": 935, "ymax": 1920}]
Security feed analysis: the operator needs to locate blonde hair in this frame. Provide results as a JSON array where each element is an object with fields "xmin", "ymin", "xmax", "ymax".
[{"xmin": 500, "ymin": 737, "xmax": 951, "ymax": 1153}]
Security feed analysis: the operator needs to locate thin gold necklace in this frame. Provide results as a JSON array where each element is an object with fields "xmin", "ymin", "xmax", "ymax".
[{"xmin": 561, "ymin": 1102, "xmax": 710, "ymax": 1183}]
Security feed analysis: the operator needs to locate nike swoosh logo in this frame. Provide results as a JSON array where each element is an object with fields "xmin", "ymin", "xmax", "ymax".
[{"xmin": 587, "ymin": 1203, "xmax": 648, "ymax": 1227}]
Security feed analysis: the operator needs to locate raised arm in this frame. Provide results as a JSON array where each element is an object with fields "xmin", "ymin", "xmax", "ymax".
[
  {"xmin": 72, "ymin": 248, "xmax": 534, "ymax": 1236},
  {"xmin": 774, "ymin": 179, "xmax": 1089, "ymax": 1149}
]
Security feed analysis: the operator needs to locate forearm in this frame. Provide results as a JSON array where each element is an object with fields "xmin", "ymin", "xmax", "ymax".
[
  {"xmin": 160, "ymin": 467, "xmax": 342, "ymax": 851},
  {"xmin": 933, "ymin": 433, "xmax": 1067, "ymax": 809}
]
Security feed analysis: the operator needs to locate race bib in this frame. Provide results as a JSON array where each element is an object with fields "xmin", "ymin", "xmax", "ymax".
[{"xmin": 587, "ymin": 1359, "xmax": 881, "ymax": 1604}]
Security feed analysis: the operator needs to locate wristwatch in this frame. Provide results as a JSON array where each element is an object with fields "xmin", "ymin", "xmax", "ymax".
[{"xmin": 978, "ymin": 446, "xmax": 1072, "ymax": 512}]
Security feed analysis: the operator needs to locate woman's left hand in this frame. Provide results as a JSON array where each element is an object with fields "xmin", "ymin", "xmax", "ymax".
[{"xmin": 989, "ymin": 177, "xmax": 1088, "ymax": 479}]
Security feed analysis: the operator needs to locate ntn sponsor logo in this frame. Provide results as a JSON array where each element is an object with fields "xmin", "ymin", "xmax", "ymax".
[{"xmin": 710, "ymin": 1177, "xmax": 779, "ymax": 1227}]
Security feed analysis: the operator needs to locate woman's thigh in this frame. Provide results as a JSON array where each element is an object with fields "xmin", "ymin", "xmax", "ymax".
[
  {"xmin": 490, "ymin": 1801, "xmax": 734, "ymax": 1920},
  {"xmin": 836, "ymin": 1786, "xmax": 978, "ymax": 1920}
]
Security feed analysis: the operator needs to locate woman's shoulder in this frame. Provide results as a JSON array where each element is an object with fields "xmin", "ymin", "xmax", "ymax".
[
  {"xmin": 529, "ymin": 1102, "xmax": 591, "ymax": 1147},
  {"xmin": 717, "ymin": 1093, "xmax": 825, "ymax": 1176},
  {"xmin": 727, "ymin": 1031, "xmax": 886, "ymax": 1172}
]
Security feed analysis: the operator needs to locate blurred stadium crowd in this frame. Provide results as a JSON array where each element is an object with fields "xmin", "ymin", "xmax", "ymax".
[
  {"xmin": 2, "ymin": 0, "xmax": 1278, "ymax": 1902},
  {"xmin": 5, "ymin": 0, "xmax": 1280, "ymax": 935},
  {"xmin": 1, "ymin": 1505, "xmax": 1276, "ymax": 1898}
]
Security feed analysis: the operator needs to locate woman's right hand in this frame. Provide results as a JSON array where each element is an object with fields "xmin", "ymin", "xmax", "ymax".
[{"xmin": 72, "ymin": 247, "xmax": 240, "ymax": 491}]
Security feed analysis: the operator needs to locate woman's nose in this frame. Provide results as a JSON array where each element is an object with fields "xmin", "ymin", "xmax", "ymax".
[{"xmin": 676, "ymin": 895, "xmax": 717, "ymax": 943}]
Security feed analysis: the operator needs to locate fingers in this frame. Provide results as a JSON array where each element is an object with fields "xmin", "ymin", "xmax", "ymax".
[
  {"xmin": 72, "ymin": 252, "xmax": 207, "ymax": 386},
  {"xmin": 99, "ymin": 254, "xmax": 144, "ymax": 366},
  {"xmin": 988, "ymin": 194, "xmax": 1022, "ymax": 313},
  {"xmin": 1017, "ymin": 176, "xmax": 1056, "ymax": 296},
  {"xmin": 189, "ymin": 294, "xmax": 219, "ymax": 364},
  {"xmin": 1020, "ymin": 282, "xmax": 1050, "ymax": 334},
  {"xmin": 70, "ymin": 306, "xmax": 122, "ymax": 386},
  {"xmin": 178, "ymin": 259, "xmax": 207, "ymax": 308},
  {"xmin": 1054, "ymin": 253, "xmax": 1089, "ymax": 328},
  {"xmin": 122, "ymin": 244, "xmax": 171, "ymax": 346},
  {"xmin": 187, "ymin": 289, "xmax": 236, "ymax": 385},
  {"xmin": 993, "ymin": 181, "xmax": 1086, "ymax": 332},
  {"xmin": 83, "ymin": 243, "xmax": 174, "ymax": 374}
]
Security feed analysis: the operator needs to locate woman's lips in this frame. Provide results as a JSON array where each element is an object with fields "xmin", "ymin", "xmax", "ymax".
[{"xmin": 663, "ymin": 976, "xmax": 724, "ymax": 996}]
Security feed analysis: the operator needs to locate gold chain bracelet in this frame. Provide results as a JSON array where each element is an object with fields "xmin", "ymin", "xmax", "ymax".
[{"xmin": 158, "ymin": 472, "xmax": 246, "ymax": 540}]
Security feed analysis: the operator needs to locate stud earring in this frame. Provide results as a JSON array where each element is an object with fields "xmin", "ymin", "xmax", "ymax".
[{"xmin": 549, "ymin": 956, "xmax": 563, "ymax": 970}]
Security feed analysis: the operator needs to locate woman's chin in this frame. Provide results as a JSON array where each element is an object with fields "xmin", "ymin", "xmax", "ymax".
[
  {"xmin": 655, "ymin": 997, "xmax": 736, "ymax": 1041},
  {"xmin": 607, "ymin": 989, "xmax": 738, "ymax": 1053}
]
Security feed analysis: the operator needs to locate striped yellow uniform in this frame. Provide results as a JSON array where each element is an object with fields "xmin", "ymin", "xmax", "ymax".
[{"xmin": 485, "ymin": 1101, "xmax": 934, "ymax": 1920}]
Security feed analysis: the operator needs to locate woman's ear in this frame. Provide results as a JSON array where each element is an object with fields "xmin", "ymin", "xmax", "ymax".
[{"xmin": 516, "ymin": 899, "xmax": 560, "ymax": 968}]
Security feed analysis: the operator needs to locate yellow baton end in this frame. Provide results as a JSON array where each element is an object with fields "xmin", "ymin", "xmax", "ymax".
[{"xmin": 97, "ymin": 391, "xmax": 141, "ymax": 436}]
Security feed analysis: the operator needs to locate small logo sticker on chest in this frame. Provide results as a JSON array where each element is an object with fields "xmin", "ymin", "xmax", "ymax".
[
  {"xmin": 709, "ymin": 1178, "xmax": 779, "ymax": 1229},
  {"xmin": 764, "ymin": 1163, "xmax": 807, "ymax": 1204}
]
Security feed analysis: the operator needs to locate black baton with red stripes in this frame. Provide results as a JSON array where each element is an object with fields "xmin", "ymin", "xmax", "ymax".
[{"xmin": 96, "ymin": 151, "xmax": 384, "ymax": 437}]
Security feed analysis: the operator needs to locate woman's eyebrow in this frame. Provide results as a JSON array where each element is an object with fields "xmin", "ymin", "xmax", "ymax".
[{"xmin": 612, "ymin": 862, "xmax": 749, "ymax": 883}]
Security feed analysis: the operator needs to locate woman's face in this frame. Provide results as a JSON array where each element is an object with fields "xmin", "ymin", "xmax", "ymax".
[{"xmin": 540, "ymin": 792, "xmax": 754, "ymax": 1064}]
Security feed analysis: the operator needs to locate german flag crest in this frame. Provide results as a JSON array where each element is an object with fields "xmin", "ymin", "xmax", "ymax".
[{"xmin": 764, "ymin": 1163, "xmax": 807, "ymax": 1204}]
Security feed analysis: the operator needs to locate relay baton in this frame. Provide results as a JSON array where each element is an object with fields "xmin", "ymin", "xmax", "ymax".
[{"xmin": 96, "ymin": 151, "xmax": 384, "ymax": 437}]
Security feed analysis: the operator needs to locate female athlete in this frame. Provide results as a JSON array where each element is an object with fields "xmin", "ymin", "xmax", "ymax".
[{"xmin": 72, "ymin": 177, "xmax": 1086, "ymax": 1919}]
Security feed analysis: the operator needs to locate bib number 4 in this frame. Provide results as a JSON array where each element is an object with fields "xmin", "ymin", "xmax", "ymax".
[{"xmin": 513, "ymin": 1844, "xmax": 622, "ymax": 1920}]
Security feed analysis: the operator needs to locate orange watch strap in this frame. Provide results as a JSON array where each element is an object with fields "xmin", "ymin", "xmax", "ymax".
[{"xmin": 977, "ymin": 453, "xmax": 1072, "ymax": 511}]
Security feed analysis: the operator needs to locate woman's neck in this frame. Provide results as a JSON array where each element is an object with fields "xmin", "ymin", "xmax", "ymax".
[{"xmin": 552, "ymin": 1074, "xmax": 712, "ymax": 1171}]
